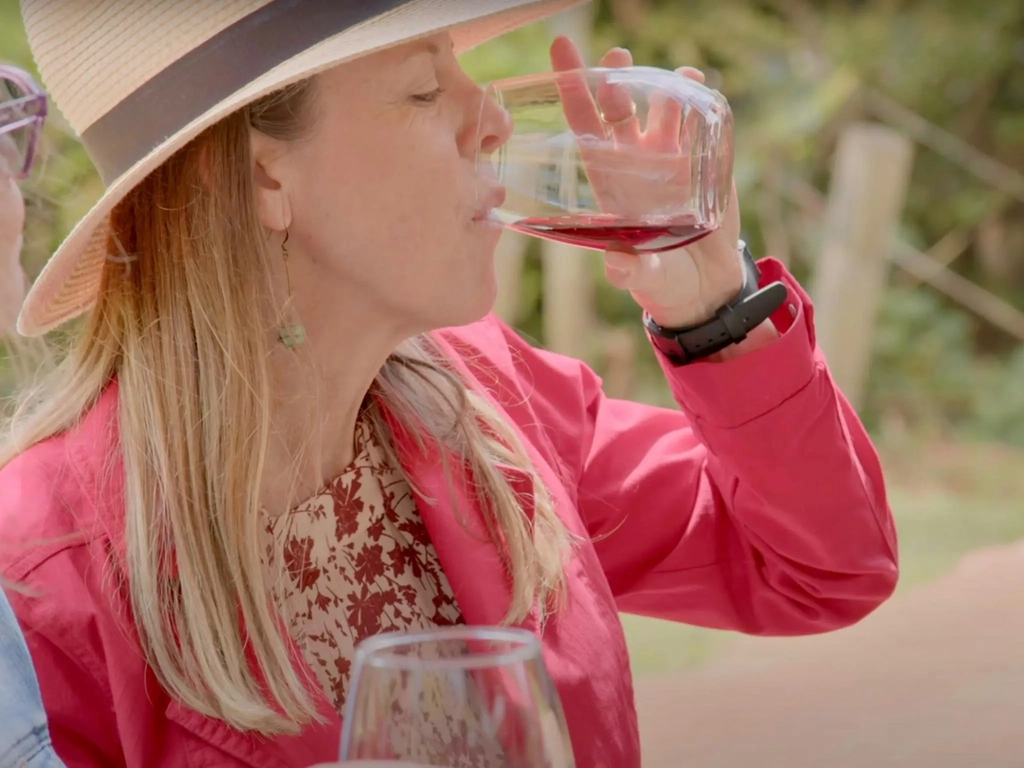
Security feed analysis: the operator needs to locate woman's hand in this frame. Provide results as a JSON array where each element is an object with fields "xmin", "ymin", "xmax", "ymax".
[{"xmin": 550, "ymin": 37, "xmax": 748, "ymax": 332}]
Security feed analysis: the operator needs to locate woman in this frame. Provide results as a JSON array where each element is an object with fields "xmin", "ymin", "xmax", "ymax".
[
  {"xmin": 0, "ymin": 63, "xmax": 64, "ymax": 768},
  {"xmin": 0, "ymin": 1, "xmax": 898, "ymax": 767},
  {"xmin": 0, "ymin": 68, "xmax": 33, "ymax": 337}
]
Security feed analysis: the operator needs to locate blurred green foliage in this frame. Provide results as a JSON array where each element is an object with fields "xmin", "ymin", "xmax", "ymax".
[{"xmin": 2, "ymin": 0, "xmax": 1024, "ymax": 443}]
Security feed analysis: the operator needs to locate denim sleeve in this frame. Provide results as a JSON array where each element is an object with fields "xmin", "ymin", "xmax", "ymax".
[
  {"xmin": 19, "ymin": 745, "xmax": 66, "ymax": 768},
  {"xmin": 0, "ymin": 587, "xmax": 66, "ymax": 768}
]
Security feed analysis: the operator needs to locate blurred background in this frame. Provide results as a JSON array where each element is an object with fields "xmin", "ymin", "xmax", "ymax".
[{"xmin": 3, "ymin": 0, "xmax": 1024, "ymax": 765}]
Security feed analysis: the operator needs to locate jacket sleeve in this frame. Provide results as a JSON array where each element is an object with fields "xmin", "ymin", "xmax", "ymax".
[
  {"xmin": 3, "ymin": 572, "xmax": 123, "ymax": 767},
  {"xmin": 501, "ymin": 258, "xmax": 898, "ymax": 635},
  {"xmin": 21, "ymin": 633, "xmax": 119, "ymax": 767}
]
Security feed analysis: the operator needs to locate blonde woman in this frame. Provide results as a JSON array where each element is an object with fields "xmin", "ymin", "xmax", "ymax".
[{"xmin": 0, "ymin": 2, "xmax": 898, "ymax": 767}]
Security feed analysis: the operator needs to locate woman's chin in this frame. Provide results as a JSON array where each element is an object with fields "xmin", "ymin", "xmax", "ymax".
[
  {"xmin": 442, "ymin": 274, "xmax": 499, "ymax": 329},
  {"xmin": 459, "ymin": 286, "xmax": 500, "ymax": 327}
]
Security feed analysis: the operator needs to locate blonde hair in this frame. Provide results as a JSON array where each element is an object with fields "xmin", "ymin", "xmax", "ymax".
[{"xmin": 1, "ymin": 79, "xmax": 571, "ymax": 734}]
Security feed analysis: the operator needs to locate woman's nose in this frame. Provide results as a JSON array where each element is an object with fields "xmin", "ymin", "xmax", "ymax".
[
  {"xmin": 479, "ymin": 97, "xmax": 512, "ymax": 155},
  {"xmin": 465, "ymin": 87, "xmax": 513, "ymax": 157}
]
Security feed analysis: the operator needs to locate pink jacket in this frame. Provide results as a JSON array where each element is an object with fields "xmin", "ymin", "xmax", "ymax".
[{"xmin": 0, "ymin": 259, "xmax": 898, "ymax": 768}]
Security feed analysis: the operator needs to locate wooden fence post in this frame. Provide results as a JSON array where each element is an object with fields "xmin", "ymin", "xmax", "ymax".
[
  {"xmin": 541, "ymin": 3, "xmax": 596, "ymax": 358},
  {"xmin": 811, "ymin": 122, "xmax": 914, "ymax": 410}
]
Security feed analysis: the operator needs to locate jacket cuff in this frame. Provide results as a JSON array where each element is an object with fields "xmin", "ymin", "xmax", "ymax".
[{"xmin": 654, "ymin": 258, "xmax": 821, "ymax": 429}]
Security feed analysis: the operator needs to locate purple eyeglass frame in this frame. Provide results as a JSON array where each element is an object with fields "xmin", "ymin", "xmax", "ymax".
[{"xmin": 0, "ymin": 63, "xmax": 48, "ymax": 179}]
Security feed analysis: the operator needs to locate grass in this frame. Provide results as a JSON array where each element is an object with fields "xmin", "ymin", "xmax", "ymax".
[{"xmin": 621, "ymin": 438, "xmax": 1024, "ymax": 675}]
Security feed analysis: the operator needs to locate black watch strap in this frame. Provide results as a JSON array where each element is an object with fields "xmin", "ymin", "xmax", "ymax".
[{"xmin": 644, "ymin": 243, "xmax": 788, "ymax": 365}]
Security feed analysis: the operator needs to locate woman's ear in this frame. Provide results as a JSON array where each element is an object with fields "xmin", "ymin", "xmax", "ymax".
[{"xmin": 250, "ymin": 130, "xmax": 291, "ymax": 232}]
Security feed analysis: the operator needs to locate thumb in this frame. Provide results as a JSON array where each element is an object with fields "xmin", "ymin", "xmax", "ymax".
[{"xmin": 604, "ymin": 249, "xmax": 641, "ymax": 290}]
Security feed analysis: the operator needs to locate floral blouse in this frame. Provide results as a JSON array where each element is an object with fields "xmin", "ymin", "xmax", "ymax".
[
  {"xmin": 262, "ymin": 418, "xmax": 464, "ymax": 709},
  {"xmin": 262, "ymin": 421, "xmax": 511, "ymax": 765}
]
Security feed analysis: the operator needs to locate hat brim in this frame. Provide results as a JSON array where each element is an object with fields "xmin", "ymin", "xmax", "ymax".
[{"xmin": 17, "ymin": 0, "xmax": 587, "ymax": 337}]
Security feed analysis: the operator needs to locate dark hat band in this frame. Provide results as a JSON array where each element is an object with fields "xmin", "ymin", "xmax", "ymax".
[{"xmin": 80, "ymin": 0, "xmax": 409, "ymax": 185}]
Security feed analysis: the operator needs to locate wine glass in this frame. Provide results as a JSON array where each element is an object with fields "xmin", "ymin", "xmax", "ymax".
[
  {"xmin": 476, "ymin": 65, "xmax": 733, "ymax": 253},
  {"xmin": 339, "ymin": 626, "xmax": 574, "ymax": 768}
]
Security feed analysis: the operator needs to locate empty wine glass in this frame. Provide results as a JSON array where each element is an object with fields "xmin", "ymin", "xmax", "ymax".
[
  {"xmin": 475, "ymin": 65, "xmax": 733, "ymax": 253},
  {"xmin": 339, "ymin": 626, "xmax": 574, "ymax": 768}
]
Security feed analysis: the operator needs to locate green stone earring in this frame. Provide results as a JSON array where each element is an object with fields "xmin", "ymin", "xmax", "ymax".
[
  {"xmin": 277, "ymin": 228, "xmax": 306, "ymax": 349},
  {"xmin": 278, "ymin": 323, "xmax": 306, "ymax": 348}
]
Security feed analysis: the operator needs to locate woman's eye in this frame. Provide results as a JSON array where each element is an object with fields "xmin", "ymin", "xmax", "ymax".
[{"xmin": 411, "ymin": 87, "xmax": 445, "ymax": 105}]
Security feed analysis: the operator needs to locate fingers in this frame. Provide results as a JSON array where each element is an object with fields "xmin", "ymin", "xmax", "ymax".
[
  {"xmin": 549, "ymin": 34, "xmax": 587, "ymax": 71},
  {"xmin": 676, "ymin": 66, "xmax": 706, "ymax": 84},
  {"xmin": 550, "ymin": 37, "xmax": 646, "ymax": 145},
  {"xmin": 596, "ymin": 48, "xmax": 641, "ymax": 145},
  {"xmin": 604, "ymin": 249, "xmax": 666, "ymax": 294},
  {"xmin": 645, "ymin": 66, "xmax": 706, "ymax": 153},
  {"xmin": 549, "ymin": 38, "xmax": 714, "ymax": 163},
  {"xmin": 550, "ymin": 36, "xmax": 604, "ymax": 137},
  {"xmin": 648, "ymin": 92, "xmax": 683, "ymax": 153},
  {"xmin": 676, "ymin": 67, "xmax": 707, "ymax": 155}
]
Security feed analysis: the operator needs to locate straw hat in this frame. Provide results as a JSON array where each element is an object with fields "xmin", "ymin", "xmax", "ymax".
[{"xmin": 16, "ymin": 0, "xmax": 586, "ymax": 336}]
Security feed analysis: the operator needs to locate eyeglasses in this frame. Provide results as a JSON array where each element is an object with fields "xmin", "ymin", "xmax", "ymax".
[{"xmin": 0, "ymin": 64, "xmax": 47, "ymax": 180}]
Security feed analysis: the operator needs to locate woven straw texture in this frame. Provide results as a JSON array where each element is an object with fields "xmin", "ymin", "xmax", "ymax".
[{"xmin": 17, "ymin": 0, "xmax": 584, "ymax": 336}]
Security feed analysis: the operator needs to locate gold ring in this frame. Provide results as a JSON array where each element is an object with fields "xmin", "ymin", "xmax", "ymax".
[{"xmin": 601, "ymin": 104, "xmax": 637, "ymax": 127}]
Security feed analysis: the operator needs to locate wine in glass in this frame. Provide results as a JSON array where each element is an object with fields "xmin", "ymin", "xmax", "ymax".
[
  {"xmin": 339, "ymin": 626, "xmax": 574, "ymax": 768},
  {"xmin": 476, "ymin": 65, "xmax": 733, "ymax": 253}
]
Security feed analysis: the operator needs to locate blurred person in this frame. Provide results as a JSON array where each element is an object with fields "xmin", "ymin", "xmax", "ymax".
[
  {"xmin": 0, "ymin": 170, "xmax": 26, "ymax": 334},
  {"xmin": 0, "ymin": 61, "xmax": 64, "ymax": 768},
  {"xmin": 0, "ymin": 2, "xmax": 898, "ymax": 767},
  {"xmin": 0, "ymin": 80, "xmax": 31, "ymax": 335}
]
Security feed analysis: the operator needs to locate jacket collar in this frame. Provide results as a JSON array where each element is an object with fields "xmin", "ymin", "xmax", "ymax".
[{"xmin": 71, "ymin": 359, "xmax": 541, "ymax": 765}]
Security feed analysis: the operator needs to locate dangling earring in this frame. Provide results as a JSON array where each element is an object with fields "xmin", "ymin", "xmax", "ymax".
[{"xmin": 277, "ymin": 228, "xmax": 306, "ymax": 348}]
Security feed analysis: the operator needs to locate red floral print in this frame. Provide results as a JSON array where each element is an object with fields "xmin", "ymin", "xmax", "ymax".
[{"xmin": 263, "ymin": 419, "xmax": 463, "ymax": 709}]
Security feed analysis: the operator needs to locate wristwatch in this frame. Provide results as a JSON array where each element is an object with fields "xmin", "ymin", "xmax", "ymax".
[{"xmin": 643, "ymin": 242, "xmax": 788, "ymax": 365}]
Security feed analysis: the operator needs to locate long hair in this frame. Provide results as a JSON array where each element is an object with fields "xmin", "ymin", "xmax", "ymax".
[{"xmin": 1, "ymin": 78, "xmax": 572, "ymax": 734}]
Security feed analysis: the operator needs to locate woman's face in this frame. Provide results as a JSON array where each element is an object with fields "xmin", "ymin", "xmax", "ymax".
[{"xmin": 251, "ymin": 32, "xmax": 512, "ymax": 339}]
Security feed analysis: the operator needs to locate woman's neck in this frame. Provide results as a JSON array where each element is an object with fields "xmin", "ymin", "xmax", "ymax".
[
  {"xmin": 258, "ymin": 239, "xmax": 433, "ymax": 512},
  {"xmin": 261, "ymin": 312, "xmax": 406, "ymax": 515}
]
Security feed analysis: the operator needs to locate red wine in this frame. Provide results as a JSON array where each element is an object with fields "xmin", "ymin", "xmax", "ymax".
[{"xmin": 509, "ymin": 214, "xmax": 713, "ymax": 252}]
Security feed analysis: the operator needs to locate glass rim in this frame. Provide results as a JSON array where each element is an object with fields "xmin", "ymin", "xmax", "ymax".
[
  {"xmin": 352, "ymin": 626, "xmax": 542, "ymax": 671},
  {"xmin": 482, "ymin": 64, "xmax": 724, "ymax": 97}
]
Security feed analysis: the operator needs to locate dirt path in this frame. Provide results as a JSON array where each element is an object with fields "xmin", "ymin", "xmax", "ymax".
[{"xmin": 632, "ymin": 541, "xmax": 1024, "ymax": 767}]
